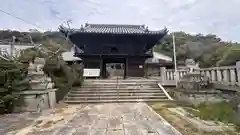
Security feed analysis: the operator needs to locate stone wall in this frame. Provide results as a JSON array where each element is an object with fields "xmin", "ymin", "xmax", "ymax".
[{"xmin": 174, "ymin": 91, "xmax": 224, "ymax": 105}]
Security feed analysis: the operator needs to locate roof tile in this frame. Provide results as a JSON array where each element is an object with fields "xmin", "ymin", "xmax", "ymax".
[{"xmin": 75, "ymin": 24, "xmax": 167, "ymax": 34}]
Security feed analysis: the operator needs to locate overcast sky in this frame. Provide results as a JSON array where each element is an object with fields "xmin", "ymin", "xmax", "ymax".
[{"xmin": 0, "ymin": 0, "xmax": 240, "ymax": 42}]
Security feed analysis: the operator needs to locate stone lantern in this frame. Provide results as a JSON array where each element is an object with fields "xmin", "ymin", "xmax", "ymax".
[{"xmin": 14, "ymin": 57, "xmax": 57, "ymax": 113}]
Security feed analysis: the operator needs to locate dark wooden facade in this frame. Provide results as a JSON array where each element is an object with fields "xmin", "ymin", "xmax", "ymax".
[{"xmin": 59, "ymin": 24, "xmax": 167, "ymax": 78}]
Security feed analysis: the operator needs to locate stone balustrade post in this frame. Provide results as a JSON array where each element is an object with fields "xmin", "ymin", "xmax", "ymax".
[
  {"xmin": 206, "ymin": 70, "xmax": 211, "ymax": 79},
  {"xmin": 160, "ymin": 67, "xmax": 166, "ymax": 85},
  {"xmin": 216, "ymin": 69, "xmax": 222, "ymax": 82},
  {"xmin": 211, "ymin": 70, "xmax": 216, "ymax": 82},
  {"xmin": 236, "ymin": 61, "xmax": 240, "ymax": 86},
  {"xmin": 223, "ymin": 69, "xmax": 229, "ymax": 83},
  {"xmin": 179, "ymin": 71, "xmax": 183, "ymax": 78},
  {"xmin": 230, "ymin": 69, "xmax": 236, "ymax": 85}
]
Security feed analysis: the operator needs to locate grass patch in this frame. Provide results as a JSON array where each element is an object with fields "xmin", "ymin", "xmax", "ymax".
[
  {"xmin": 148, "ymin": 102, "xmax": 240, "ymax": 135},
  {"xmin": 192, "ymin": 102, "xmax": 234, "ymax": 122},
  {"xmin": 149, "ymin": 103, "xmax": 226, "ymax": 135},
  {"xmin": 189, "ymin": 101, "xmax": 240, "ymax": 131}
]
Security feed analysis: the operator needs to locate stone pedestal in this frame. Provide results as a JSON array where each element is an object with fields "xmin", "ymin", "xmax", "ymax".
[
  {"xmin": 13, "ymin": 89, "xmax": 57, "ymax": 112},
  {"xmin": 175, "ymin": 73, "xmax": 223, "ymax": 105},
  {"xmin": 14, "ymin": 57, "xmax": 57, "ymax": 113}
]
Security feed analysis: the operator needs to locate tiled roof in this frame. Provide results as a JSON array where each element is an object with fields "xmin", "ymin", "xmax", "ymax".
[{"xmin": 74, "ymin": 23, "xmax": 167, "ymax": 35}]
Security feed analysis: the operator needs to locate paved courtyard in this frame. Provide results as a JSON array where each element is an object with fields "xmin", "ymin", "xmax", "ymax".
[{"xmin": 2, "ymin": 103, "xmax": 182, "ymax": 135}]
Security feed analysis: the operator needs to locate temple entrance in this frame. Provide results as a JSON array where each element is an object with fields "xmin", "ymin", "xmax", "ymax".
[
  {"xmin": 62, "ymin": 24, "xmax": 168, "ymax": 78},
  {"xmin": 106, "ymin": 63, "xmax": 125, "ymax": 79},
  {"xmin": 101, "ymin": 58, "xmax": 126, "ymax": 79}
]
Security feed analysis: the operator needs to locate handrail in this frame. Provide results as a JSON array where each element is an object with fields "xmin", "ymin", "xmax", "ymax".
[
  {"xmin": 117, "ymin": 74, "xmax": 119, "ymax": 101},
  {"xmin": 116, "ymin": 73, "xmax": 119, "ymax": 88},
  {"xmin": 157, "ymin": 83, "xmax": 173, "ymax": 100},
  {"xmin": 98, "ymin": 76, "xmax": 100, "ymax": 101}
]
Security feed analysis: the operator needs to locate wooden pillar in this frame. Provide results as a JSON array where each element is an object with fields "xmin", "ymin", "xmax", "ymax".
[
  {"xmin": 124, "ymin": 58, "xmax": 128, "ymax": 79},
  {"xmin": 144, "ymin": 64, "xmax": 147, "ymax": 78},
  {"xmin": 100, "ymin": 58, "xmax": 103, "ymax": 78},
  {"xmin": 102, "ymin": 60, "xmax": 106, "ymax": 78}
]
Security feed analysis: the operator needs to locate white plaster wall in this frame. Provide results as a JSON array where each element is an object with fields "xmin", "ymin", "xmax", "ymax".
[{"xmin": 0, "ymin": 44, "xmax": 34, "ymax": 56}]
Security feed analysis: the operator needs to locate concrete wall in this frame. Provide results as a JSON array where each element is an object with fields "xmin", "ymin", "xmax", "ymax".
[{"xmin": 0, "ymin": 44, "xmax": 34, "ymax": 56}]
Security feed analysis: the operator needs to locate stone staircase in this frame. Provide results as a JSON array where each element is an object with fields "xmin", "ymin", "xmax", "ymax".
[{"xmin": 64, "ymin": 79, "xmax": 170, "ymax": 104}]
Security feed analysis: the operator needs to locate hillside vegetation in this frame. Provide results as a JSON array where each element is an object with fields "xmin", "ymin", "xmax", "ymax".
[
  {"xmin": 1, "ymin": 30, "xmax": 240, "ymax": 67},
  {"xmin": 154, "ymin": 32, "xmax": 240, "ymax": 67}
]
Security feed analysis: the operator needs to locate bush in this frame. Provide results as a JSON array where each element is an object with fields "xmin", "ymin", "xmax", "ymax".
[
  {"xmin": 0, "ymin": 60, "xmax": 30, "ymax": 114},
  {"xmin": 43, "ymin": 57, "xmax": 84, "ymax": 102}
]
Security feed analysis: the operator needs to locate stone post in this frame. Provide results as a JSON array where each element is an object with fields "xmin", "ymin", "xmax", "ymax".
[
  {"xmin": 206, "ymin": 70, "xmax": 211, "ymax": 80},
  {"xmin": 160, "ymin": 67, "xmax": 166, "ymax": 85},
  {"xmin": 236, "ymin": 61, "xmax": 240, "ymax": 86},
  {"xmin": 211, "ymin": 70, "xmax": 216, "ymax": 82},
  {"xmin": 216, "ymin": 69, "xmax": 222, "ymax": 82},
  {"xmin": 230, "ymin": 69, "xmax": 236, "ymax": 85},
  {"xmin": 223, "ymin": 69, "xmax": 228, "ymax": 82}
]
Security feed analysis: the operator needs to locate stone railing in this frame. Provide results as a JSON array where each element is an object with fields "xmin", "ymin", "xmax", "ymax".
[
  {"xmin": 159, "ymin": 68, "xmax": 189, "ymax": 85},
  {"xmin": 165, "ymin": 69, "xmax": 189, "ymax": 81},
  {"xmin": 160, "ymin": 61, "xmax": 240, "ymax": 88},
  {"xmin": 195, "ymin": 66, "xmax": 238, "ymax": 86}
]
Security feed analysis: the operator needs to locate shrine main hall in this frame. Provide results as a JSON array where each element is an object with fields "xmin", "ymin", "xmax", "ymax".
[{"xmin": 60, "ymin": 23, "xmax": 168, "ymax": 79}]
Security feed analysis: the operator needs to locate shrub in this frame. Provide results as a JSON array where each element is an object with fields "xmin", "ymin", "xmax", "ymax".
[
  {"xmin": 43, "ymin": 57, "xmax": 84, "ymax": 102},
  {"xmin": 0, "ymin": 59, "xmax": 29, "ymax": 114}
]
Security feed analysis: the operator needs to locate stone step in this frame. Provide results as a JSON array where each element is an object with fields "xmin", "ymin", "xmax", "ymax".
[
  {"xmin": 84, "ymin": 78, "xmax": 160, "ymax": 82},
  {"xmin": 83, "ymin": 82, "xmax": 158, "ymax": 85},
  {"xmin": 72, "ymin": 87, "xmax": 160, "ymax": 91},
  {"xmin": 65, "ymin": 95, "xmax": 168, "ymax": 100},
  {"xmin": 64, "ymin": 78, "xmax": 167, "ymax": 104},
  {"xmin": 83, "ymin": 83, "xmax": 158, "ymax": 85},
  {"xmin": 67, "ymin": 93, "xmax": 166, "ymax": 97},
  {"xmin": 81, "ymin": 86, "xmax": 159, "ymax": 89},
  {"xmin": 80, "ymin": 87, "xmax": 158, "ymax": 90},
  {"xmin": 82, "ymin": 83, "xmax": 158, "ymax": 85},
  {"xmin": 64, "ymin": 99, "xmax": 172, "ymax": 104},
  {"xmin": 82, "ymin": 85, "xmax": 159, "ymax": 88},
  {"xmin": 69, "ymin": 90, "xmax": 163, "ymax": 94},
  {"xmin": 82, "ymin": 85, "xmax": 159, "ymax": 89}
]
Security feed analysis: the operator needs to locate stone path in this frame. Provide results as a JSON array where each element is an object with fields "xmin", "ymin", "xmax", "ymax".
[
  {"xmin": 0, "ymin": 112, "xmax": 41, "ymax": 135},
  {"xmin": 3, "ymin": 103, "xmax": 182, "ymax": 135}
]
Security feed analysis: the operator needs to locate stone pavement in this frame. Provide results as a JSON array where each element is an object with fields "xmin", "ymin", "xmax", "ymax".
[
  {"xmin": 0, "ymin": 112, "xmax": 41, "ymax": 135},
  {"xmin": 4, "ymin": 103, "xmax": 182, "ymax": 135}
]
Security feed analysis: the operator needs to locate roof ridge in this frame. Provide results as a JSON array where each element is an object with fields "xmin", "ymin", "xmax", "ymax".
[
  {"xmin": 86, "ymin": 23, "xmax": 144, "ymax": 28},
  {"xmin": 69, "ymin": 23, "xmax": 168, "ymax": 35}
]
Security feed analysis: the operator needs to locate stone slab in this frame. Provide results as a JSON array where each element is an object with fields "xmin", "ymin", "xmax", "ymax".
[
  {"xmin": 9, "ymin": 103, "xmax": 182, "ymax": 135},
  {"xmin": 106, "ymin": 130, "xmax": 125, "ymax": 135}
]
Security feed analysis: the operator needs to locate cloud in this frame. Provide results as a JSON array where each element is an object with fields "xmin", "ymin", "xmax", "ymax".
[{"xmin": 0, "ymin": 0, "xmax": 240, "ymax": 41}]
